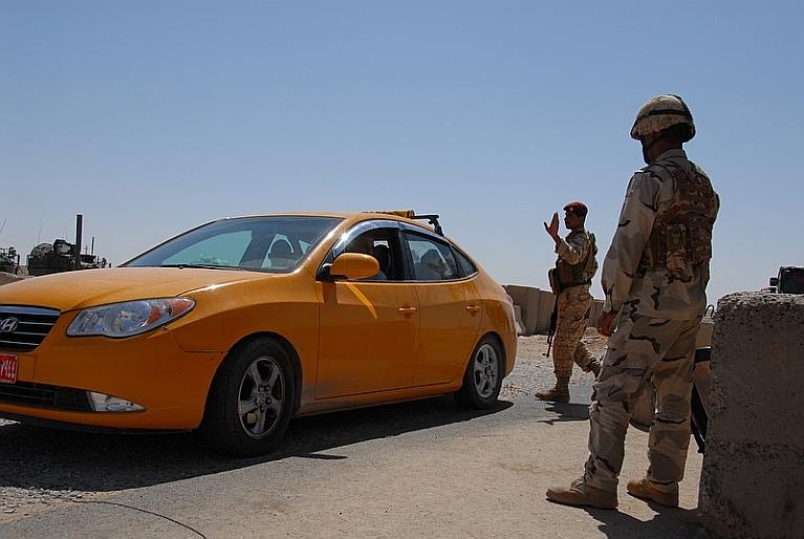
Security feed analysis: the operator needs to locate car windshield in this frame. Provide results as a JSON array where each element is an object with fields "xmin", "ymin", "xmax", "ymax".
[{"xmin": 124, "ymin": 216, "xmax": 343, "ymax": 272}]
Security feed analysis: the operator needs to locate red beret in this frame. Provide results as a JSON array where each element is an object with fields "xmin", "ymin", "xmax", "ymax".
[{"xmin": 563, "ymin": 201, "xmax": 588, "ymax": 217}]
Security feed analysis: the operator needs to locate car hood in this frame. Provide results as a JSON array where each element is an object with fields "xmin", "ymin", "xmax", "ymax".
[{"xmin": 0, "ymin": 267, "xmax": 277, "ymax": 312}]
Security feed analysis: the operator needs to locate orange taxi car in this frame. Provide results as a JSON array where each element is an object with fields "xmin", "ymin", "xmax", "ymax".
[{"xmin": 0, "ymin": 211, "xmax": 517, "ymax": 456}]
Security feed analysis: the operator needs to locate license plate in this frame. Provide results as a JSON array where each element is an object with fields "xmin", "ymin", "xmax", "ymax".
[{"xmin": 0, "ymin": 354, "xmax": 18, "ymax": 384}]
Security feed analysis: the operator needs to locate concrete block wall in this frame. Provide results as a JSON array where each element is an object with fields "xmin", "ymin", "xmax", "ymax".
[
  {"xmin": 698, "ymin": 292, "xmax": 804, "ymax": 539},
  {"xmin": 535, "ymin": 289, "xmax": 555, "ymax": 334},
  {"xmin": 504, "ymin": 284, "xmax": 603, "ymax": 335},
  {"xmin": 512, "ymin": 305, "xmax": 524, "ymax": 335},
  {"xmin": 504, "ymin": 284, "xmax": 544, "ymax": 335},
  {"xmin": 588, "ymin": 299, "xmax": 604, "ymax": 328}
]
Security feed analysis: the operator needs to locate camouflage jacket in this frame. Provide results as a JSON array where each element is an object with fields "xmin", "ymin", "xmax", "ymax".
[{"xmin": 601, "ymin": 149, "xmax": 720, "ymax": 319}]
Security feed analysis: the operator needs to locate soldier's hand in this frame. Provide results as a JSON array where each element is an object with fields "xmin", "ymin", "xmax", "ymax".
[
  {"xmin": 543, "ymin": 212, "xmax": 560, "ymax": 241},
  {"xmin": 597, "ymin": 310, "xmax": 617, "ymax": 337}
]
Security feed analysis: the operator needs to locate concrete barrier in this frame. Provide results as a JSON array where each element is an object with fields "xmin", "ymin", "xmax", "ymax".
[
  {"xmin": 513, "ymin": 305, "xmax": 524, "ymax": 336},
  {"xmin": 589, "ymin": 298, "xmax": 604, "ymax": 328},
  {"xmin": 504, "ymin": 284, "xmax": 603, "ymax": 335},
  {"xmin": 504, "ymin": 284, "xmax": 544, "ymax": 335},
  {"xmin": 698, "ymin": 292, "xmax": 804, "ymax": 539},
  {"xmin": 535, "ymin": 289, "xmax": 555, "ymax": 334}
]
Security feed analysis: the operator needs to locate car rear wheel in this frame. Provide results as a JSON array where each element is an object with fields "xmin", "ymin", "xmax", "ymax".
[
  {"xmin": 201, "ymin": 337, "xmax": 296, "ymax": 457},
  {"xmin": 455, "ymin": 335, "xmax": 503, "ymax": 409}
]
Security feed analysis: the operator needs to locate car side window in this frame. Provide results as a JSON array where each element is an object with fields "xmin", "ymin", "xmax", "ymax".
[
  {"xmin": 345, "ymin": 232, "xmax": 388, "ymax": 281},
  {"xmin": 453, "ymin": 248, "xmax": 478, "ymax": 278},
  {"xmin": 337, "ymin": 225, "xmax": 403, "ymax": 282},
  {"xmin": 405, "ymin": 233, "xmax": 459, "ymax": 282}
]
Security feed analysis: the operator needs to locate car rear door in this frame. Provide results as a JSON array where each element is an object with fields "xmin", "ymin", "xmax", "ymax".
[{"xmin": 404, "ymin": 231, "xmax": 482, "ymax": 386}]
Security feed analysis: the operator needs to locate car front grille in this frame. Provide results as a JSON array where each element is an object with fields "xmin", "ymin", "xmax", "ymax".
[
  {"xmin": 0, "ymin": 305, "xmax": 60, "ymax": 352},
  {"xmin": 0, "ymin": 381, "xmax": 92, "ymax": 411}
]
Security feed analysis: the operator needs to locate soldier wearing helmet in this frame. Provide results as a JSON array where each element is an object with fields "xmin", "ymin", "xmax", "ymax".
[
  {"xmin": 631, "ymin": 94, "xmax": 696, "ymax": 164},
  {"xmin": 547, "ymin": 95, "xmax": 720, "ymax": 510},
  {"xmin": 536, "ymin": 201, "xmax": 600, "ymax": 403}
]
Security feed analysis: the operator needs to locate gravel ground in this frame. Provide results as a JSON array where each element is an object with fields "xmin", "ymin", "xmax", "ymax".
[{"xmin": 0, "ymin": 330, "xmax": 609, "ymax": 524}]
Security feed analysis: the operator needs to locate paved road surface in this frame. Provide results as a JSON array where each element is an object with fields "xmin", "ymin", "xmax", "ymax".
[{"xmin": 0, "ymin": 341, "xmax": 711, "ymax": 538}]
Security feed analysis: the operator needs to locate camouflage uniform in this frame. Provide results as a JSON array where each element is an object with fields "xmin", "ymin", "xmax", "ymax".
[
  {"xmin": 552, "ymin": 229, "xmax": 599, "ymax": 380},
  {"xmin": 585, "ymin": 148, "xmax": 719, "ymax": 494}
]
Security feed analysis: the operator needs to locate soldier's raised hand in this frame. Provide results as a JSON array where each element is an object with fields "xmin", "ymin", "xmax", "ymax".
[{"xmin": 544, "ymin": 212, "xmax": 560, "ymax": 242}]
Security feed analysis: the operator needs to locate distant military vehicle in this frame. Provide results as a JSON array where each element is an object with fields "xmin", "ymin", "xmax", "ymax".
[
  {"xmin": 768, "ymin": 266, "xmax": 804, "ymax": 294},
  {"xmin": 26, "ymin": 239, "xmax": 108, "ymax": 277},
  {"xmin": 0, "ymin": 246, "xmax": 23, "ymax": 276}
]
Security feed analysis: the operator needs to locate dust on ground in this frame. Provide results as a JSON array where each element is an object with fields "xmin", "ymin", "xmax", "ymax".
[{"xmin": 516, "ymin": 328, "xmax": 608, "ymax": 362}]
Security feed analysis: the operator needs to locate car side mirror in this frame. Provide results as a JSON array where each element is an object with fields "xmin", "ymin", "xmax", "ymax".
[
  {"xmin": 769, "ymin": 277, "xmax": 779, "ymax": 287},
  {"xmin": 323, "ymin": 253, "xmax": 380, "ymax": 281}
]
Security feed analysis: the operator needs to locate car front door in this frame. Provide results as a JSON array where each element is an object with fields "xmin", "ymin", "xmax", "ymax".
[{"xmin": 316, "ymin": 223, "xmax": 418, "ymax": 398}]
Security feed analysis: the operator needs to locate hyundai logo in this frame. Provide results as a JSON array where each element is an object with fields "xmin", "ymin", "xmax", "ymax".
[{"xmin": 0, "ymin": 317, "xmax": 19, "ymax": 334}]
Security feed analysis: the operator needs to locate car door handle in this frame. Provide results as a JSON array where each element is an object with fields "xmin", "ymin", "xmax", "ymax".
[
  {"xmin": 465, "ymin": 304, "xmax": 481, "ymax": 315},
  {"xmin": 398, "ymin": 305, "xmax": 417, "ymax": 318}
]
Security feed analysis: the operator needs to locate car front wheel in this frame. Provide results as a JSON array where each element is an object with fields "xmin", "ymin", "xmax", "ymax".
[
  {"xmin": 455, "ymin": 335, "xmax": 503, "ymax": 409},
  {"xmin": 201, "ymin": 337, "xmax": 296, "ymax": 457}
]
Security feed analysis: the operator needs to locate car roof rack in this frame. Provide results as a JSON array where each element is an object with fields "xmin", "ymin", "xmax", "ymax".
[{"xmin": 365, "ymin": 210, "xmax": 443, "ymax": 236}]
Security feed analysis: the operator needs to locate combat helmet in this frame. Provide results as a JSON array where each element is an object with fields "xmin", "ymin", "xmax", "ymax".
[{"xmin": 630, "ymin": 94, "xmax": 695, "ymax": 142}]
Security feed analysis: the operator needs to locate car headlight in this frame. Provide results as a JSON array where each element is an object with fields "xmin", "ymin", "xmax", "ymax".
[{"xmin": 67, "ymin": 298, "xmax": 195, "ymax": 338}]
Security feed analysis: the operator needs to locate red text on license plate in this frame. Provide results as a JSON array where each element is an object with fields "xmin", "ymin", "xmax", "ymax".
[{"xmin": 0, "ymin": 354, "xmax": 18, "ymax": 384}]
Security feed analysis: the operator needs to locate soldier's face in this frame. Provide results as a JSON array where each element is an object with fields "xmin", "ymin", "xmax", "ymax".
[
  {"xmin": 564, "ymin": 212, "xmax": 584, "ymax": 230},
  {"xmin": 640, "ymin": 134, "xmax": 659, "ymax": 164}
]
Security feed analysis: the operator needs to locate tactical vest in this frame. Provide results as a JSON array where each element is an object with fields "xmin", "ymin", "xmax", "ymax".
[
  {"xmin": 555, "ymin": 231, "xmax": 598, "ymax": 289},
  {"xmin": 639, "ymin": 161, "xmax": 716, "ymax": 276}
]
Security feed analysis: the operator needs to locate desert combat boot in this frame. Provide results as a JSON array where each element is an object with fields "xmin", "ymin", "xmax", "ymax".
[
  {"xmin": 626, "ymin": 477, "xmax": 679, "ymax": 508},
  {"xmin": 546, "ymin": 477, "xmax": 618, "ymax": 510},
  {"xmin": 535, "ymin": 375, "xmax": 570, "ymax": 403}
]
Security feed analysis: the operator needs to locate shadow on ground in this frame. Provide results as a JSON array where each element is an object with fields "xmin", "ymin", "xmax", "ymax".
[
  {"xmin": 0, "ymin": 396, "xmax": 512, "ymax": 493},
  {"xmin": 538, "ymin": 401, "xmax": 591, "ymax": 424},
  {"xmin": 587, "ymin": 504, "xmax": 712, "ymax": 539}
]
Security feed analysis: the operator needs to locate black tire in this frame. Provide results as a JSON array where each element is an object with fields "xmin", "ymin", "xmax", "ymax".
[
  {"xmin": 201, "ymin": 337, "xmax": 296, "ymax": 457},
  {"xmin": 455, "ymin": 335, "xmax": 503, "ymax": 409}
]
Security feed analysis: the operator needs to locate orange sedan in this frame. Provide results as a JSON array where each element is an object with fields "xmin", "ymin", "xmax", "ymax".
[{"xmin": 0, "ymin": 211, "xmax": 517, "ymax": 456}]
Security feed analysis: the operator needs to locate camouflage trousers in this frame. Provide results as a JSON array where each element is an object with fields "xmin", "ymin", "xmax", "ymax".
[
  {"xmin": 583, "ymin": 313, "xmax": 700, "ymax": 493},
  {"xmin": 552, "ymin": 285, "xmax": 595, "ymax": 378}
]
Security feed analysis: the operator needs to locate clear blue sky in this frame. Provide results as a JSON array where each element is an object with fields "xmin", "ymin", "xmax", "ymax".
[{"xmin": 2, "ymin": 1, "xmax": 802, "ymax": 306}]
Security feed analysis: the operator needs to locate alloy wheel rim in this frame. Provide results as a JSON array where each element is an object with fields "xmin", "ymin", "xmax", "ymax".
[
  {"xmin": 473, "ymin": 343, "xmax": 499, "ymax": 398},
  {"xmin": 238, "ymin": 355, "xmax": 285, "ymax": 438}
]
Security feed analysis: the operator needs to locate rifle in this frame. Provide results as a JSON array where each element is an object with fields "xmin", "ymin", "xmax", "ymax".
[{"xmin": 544, "ymin": 299, "xmax": 559, "ymax": 357}]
